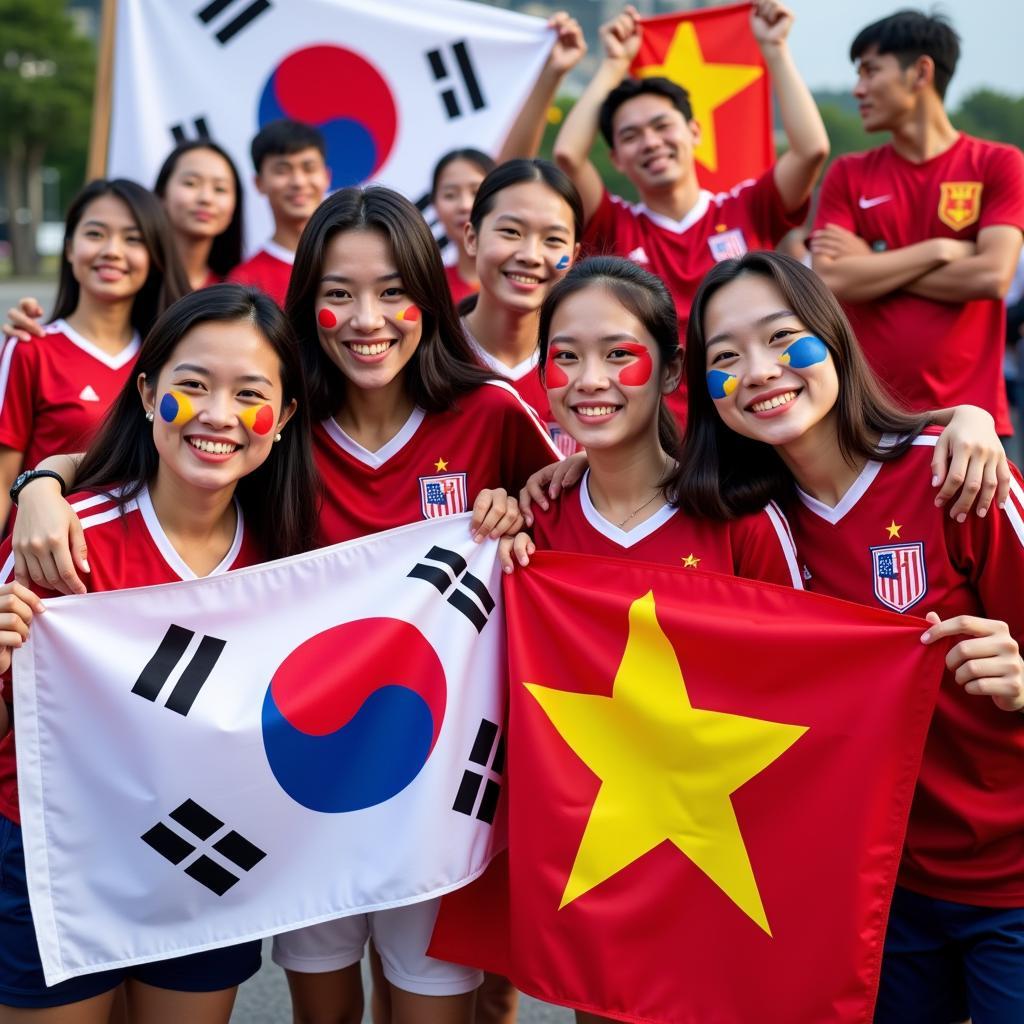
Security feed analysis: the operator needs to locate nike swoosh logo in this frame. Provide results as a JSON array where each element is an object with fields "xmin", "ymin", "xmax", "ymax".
[{"xmin": 858, "ymin": 195, "xmax": 893, "ymax": 209}]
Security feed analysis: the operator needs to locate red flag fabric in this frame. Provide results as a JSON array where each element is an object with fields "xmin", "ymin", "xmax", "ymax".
[
  {"xmin": 431, "ymin": 552, "xmax": 944, "ymax": 1024},
  {"xmin": 631, "ymin": 2, "xmax": 773, "ymax": 194}
]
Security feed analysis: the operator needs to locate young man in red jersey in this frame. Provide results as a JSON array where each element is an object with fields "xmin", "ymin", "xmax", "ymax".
[
  {"xmin": 552, "ymin": 1, "xmax": 827, "ymax": 377},
  {"xmin": 810, "ymin": 11, "xmax": 1024, "ymax": 437},
  {"xmin": 228, "ymin": 120, "xmax": 331, "ymax": 306}
]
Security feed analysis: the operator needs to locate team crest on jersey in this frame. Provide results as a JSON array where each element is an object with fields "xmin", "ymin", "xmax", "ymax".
[
  {"xmin": 707, "ymin": 228, "xmax": 748, "ymax": 263},
  {"xmin": 419, "ymin": 473, "xmax": 468, "ymax": 519},
  {"xmin": 937, "ymin": 181, "xmax": 983, "ymax": 231},
  {"xmin": 870, "ymin": 541, "xmax": 927, "ymax": 613}
]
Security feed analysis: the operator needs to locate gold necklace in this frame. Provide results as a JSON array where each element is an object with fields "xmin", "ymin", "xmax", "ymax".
[{"xmin": 617, "ymin": 490, "xmax": 664, "ymax": 528}]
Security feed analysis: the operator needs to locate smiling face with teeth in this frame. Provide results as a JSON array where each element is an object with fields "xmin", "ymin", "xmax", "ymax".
[
  {"xmin": 141, "ymin": 318, "xmax": 295, "ymax": 499},
  {"xmin": 464, "ymin": 181, "xmax": 576, "ymax": 315},
  {"xmin": 702, "ymin": 273, "xmax": 840, "ymax": 454},
  {"xmin": 315, "ymin": 229, "xmax": 424, "ymax": 400},
  {"xmin": 544, "ymin": 285, "xmax": 679, "ymax": 454}
]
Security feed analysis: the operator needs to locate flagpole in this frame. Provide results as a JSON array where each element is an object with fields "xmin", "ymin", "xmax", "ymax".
[{"xmin": 86, "ymin": 0, "xmax": 118, "ymax": 180}]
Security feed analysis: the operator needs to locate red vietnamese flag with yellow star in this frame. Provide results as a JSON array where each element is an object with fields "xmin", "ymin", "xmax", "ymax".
[
  {"xmin": 632, "ymin": 2, "xmax": 773, "ymax": 194},
  {"xmin": 431, "ymin": 552, "xmax": 944, "ymax": 1023}
]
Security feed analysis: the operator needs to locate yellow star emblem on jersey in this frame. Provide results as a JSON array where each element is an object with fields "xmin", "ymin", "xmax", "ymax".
[
  {"xmin": 525, "ymin": 591, "xmax": 807, "ymax": 934},
  {"xmin": 636, "ymin": 21, "xmax": 763, "ymax": 173},
  {"xmin": 681, "ymin": 553, "xmax": 701, "ymax": 568},
  {"xmin": 434, "ymin": 457, "xmax": 449, "ymax": 472},
  {"xmin": 886, "ymin": 520, "xmax": 902, "ymax": 539}
]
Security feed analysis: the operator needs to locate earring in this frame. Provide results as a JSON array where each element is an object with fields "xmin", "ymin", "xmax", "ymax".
[
  {"xmin": 274, "ymin": 432, "xmax": 282, "ymax": 442},
  {"xmin": 145, "ymin": 410, "xmax": 154, "ymax": 422}
]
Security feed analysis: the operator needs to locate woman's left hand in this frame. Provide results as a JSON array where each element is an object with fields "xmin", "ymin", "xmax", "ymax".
[
  {"xmin": 922, "ymin": 611, "xmax": 1024, "ymax": 712},
  {"xmin": 931, "ymin": 406, "xmax": 1011, "ymax": 520},
  {"xmin": 0, "ymin": 581, "xmax": 46, "ymax": 675},
  {"xmin": 470, "ymin": 488, "xmax": 524, "ymax": 544}
]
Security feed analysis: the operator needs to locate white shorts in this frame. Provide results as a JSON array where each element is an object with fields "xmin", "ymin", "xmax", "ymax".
[{"xmin": 271, "ymin": 896, "xmax": 483, "ymax": 997}]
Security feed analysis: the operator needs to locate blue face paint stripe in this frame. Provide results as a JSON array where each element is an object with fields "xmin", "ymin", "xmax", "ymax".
[
  {"xmin": 706, "ymin": 369, "xmax": 737, "ymax": 400},
  {"xmin": 780, "ymin": 335, "xmax": 828, "ymax": 369}
]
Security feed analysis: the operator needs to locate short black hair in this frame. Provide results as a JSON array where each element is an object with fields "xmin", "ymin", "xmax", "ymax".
[
  {"xmin": 250, "ymin": 119, "xmax": 326, "ymax": 174},
  {"xmin": 850, "ymin": 10, "xmax": 960, "ymax": 99},
  {"xmin": 599, "ymin": 77, "xmax": 694, "ymax": 149},
  {"xmin": 430, "ymin": 149, "xmax": 496, "ymax": 202}
]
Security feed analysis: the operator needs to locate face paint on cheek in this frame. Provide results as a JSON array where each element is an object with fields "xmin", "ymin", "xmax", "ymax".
[
  {"xmin": 396, "ymin": 305, "xmax": 420, "ymax": 323},
  {"xmin": 779, "ymin": 335, "xmax": 828, "ymax": 368},
  {"xmin": 555, "ymin": 255, "xmax": 570, "ymax": 270},
  {"xmin": 706, "ymin": 370, "xmax": 738, "ymax": 400},
  {"xmin": 317, "ymin": 308, "xmax": 337, "ymax": 329},
  {"xmin": 616, "ymin": 343, "xmax": 654, "ymax": 387},
  {"xmin": 544, "ymin": 349, "xmax": 570, "ymax": 389},
  {"xmin": 240, "ymin": 404, "xmax": 275, "ymax": 435},
  {"xmin": 159, "ymin": 391, "xmax": 194, "ymax": 425}
]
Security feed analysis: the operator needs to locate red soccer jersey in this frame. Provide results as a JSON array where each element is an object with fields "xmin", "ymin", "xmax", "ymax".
[
  {"xmin": 312, "ymin": 380, "xmax": 562, "ymax": 546},
  {"xmin": 445, "ymin": 263, "xmax": 479, "ymax": 307},
  {"xmin": 786, "ymin": 428, "xmax": 1024, "ymax": 906},
  {"xmin": 227, "ymin": 240, "xmax": 295, "ymax": 306},
  {"xmin": 531, "ymin": 472, "xmax": 802, "ymax": 588},
  {"xmin": 0, "ymin": 320, "xmax": 140, "ymax": 473},
  {"xmin": 0, "ymin": 486, "xmax": 262, "ymax": 825},
  {"xmin": 585, "ymin": 169, "xmax": 806, "ymax": 426},
  {"xmin": 814, "ymin": 135, "xmax": 1024, "ymax": 436},
  {"xmin": 463, "ymin": 323, "xmax": 578, "ymax": 457}
]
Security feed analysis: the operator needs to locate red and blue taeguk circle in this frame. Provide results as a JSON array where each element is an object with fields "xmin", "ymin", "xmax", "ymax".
[
  {"xmin": 262, "ymin": 618, "xmax": 447, "ymax": 813},
  {"xmin": 258, "ymin": 45, "xmax": 398, "ymax": 187}
]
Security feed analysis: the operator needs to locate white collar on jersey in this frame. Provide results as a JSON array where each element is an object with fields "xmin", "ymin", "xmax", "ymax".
[
  {"xmin": 321, "ymin": 407, "xmax": 427, "ymax": 469},
  {"xmin": 579, "ymin": 469, "xmax": 677, "ymax": 548},
  {"xmin": 462, "ymin": 319, "xmax": 539, "ymax": 382},
  {"xmin": 794, "ymin": 432, "xmax": 907, "ymax": 524},
  {"xmin": 261, "ymin": 239, "xmax": 296, "ymax": 266},
  {"xmin": 622, "ymin": 190, "xmax": 713, "ymax": 236},
  {"xmin": 136, "ymin": 485, "xmax": 244, "ymax": 580},
  {"xmin": 48, "ymin": 318, "xmax": 141, "ymax": 370}
]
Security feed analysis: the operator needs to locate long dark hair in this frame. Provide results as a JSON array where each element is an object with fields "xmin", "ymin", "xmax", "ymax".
[
  {"xmin": 460, "ymin": 158, "xmax": 584, "ymax": 317},
  {"xmin": 153, "ymin": 140, "xmax": 245, "ymax": 278},
  {"xmin": 672, "ymin": 251, "xmax": 931, "ymax": 518},
  {"xmin": 52, "ymin": 179, "xmax": 190, "ymax": 338},
  {"xmin": 76, "ymin": 284, "xmax": 320, "ymax": 560},
  {"xmin": 430, "ymin": 148, "xmax": 495, "ymax": 202},
  {"xmin": 537, "ymin": 256, "xmax": 682, "ymax": 463},
  {"xmin": 284, "ymin": 186, "xmax": 495, "ymax": 422}
]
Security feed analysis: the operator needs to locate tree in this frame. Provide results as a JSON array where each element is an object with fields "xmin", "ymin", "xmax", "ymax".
[
  {"xmin": 0, "ymin": 0, "xmax": 94, "ymax": 274},
  {"xmin": 953, "ymin": 89, "xmax": 1024, "ymax": 151}
]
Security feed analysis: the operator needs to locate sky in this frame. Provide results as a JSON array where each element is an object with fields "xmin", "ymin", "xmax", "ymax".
[{"xmin": 784, "ymin": 0, "xmax": 1021, "ymax": 106}]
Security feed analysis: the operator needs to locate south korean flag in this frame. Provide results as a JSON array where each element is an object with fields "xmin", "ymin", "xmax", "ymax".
[
  {"xmin": 14, "ymin": 516, "xmax": 506, "ymax": 985},
  {"xmin": 108, "ymin": 0, "xmax": 553, "ymax": 250}
]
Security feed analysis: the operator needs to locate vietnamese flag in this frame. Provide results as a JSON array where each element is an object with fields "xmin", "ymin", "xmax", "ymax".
[
  {"xmin": 431, "ymin": 552, "xmax": 944, "ymax": 1023},
  {"xmin": 632, "ymin": 2, "xmax": 773, "ymax": 194}
]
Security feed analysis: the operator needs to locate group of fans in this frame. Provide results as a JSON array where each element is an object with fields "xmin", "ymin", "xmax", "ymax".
[{"xmin": 0, "ymin": 3, "xmax": 1021, "ymax": 1023}]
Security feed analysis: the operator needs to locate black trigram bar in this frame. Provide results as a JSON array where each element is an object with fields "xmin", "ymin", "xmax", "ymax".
[
  {"xmin": 170, "ymin": 116, "xmax": 211, "ymax": 145},
  {"xmin": 131, "ymin": 625, "xmax": 226, "ymax": 716},
  {"xmin": 425, "ymin": 41, "xmax": 487, "ymax": 120},
  {"xmin": 453, "ymin": 718, "xmax": 502, "ymax": 824},
  {"xmin": 413, "ymin": 192, "xmax": 450, "ymax": 250},
  {"xmin": 143, "ymin": 799, "xmax": 266, "ymax": 896},
  {"xmin": 407, "ymin": 547, "xmax": 494, "ymax": 632},
  {"xmin": 196, "ymin": 0, "xmax": 271, "ymax": 45}
]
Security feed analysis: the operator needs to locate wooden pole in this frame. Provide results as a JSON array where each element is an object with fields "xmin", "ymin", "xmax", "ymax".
[{"xmin": 86, "ymin": 0, "xmax": 118, "ymax": 180}]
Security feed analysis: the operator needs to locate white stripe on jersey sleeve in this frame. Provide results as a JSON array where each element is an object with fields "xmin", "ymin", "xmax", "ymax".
[
  {"xmin": 764, "ymin": 501, "xmax": 804, "ymax": 590},
  {"xmin": 481, "ymin": 379, "xmax": 564, "ymax": 462},
  {"xmin": 0, "ymin": 338, "xmax": 21, "ymax": 419},
  {"xmin": 71, "ymin": 493, "xmax": 117, "ymax": 514},
  {"xmin": 910, "ymin": 434, "xmax": 939, "ymax": 447},
  {"xmin": 79, "ymin": 500, "xmax": 137, "ymax": 533},
  {"xmin": 1004, "ymin": 476, "xmax": 1024, "ymax": 550},
  {"xmin": 0, "ymin": 553, "xmax": 13, "ymax": 585}
]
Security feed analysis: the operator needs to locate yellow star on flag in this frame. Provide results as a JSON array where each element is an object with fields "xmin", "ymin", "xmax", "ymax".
[
  {"xmin": 637, "ymin": 22, "xmax": 763, "ymax": 173},
  {"xmin": 886, "ymin": 521, "xmax": 902, "ymax": 539},
  {"xmin": 525, "ymin": 591, "xmax": 806, "ymax": 934},
  {"xmin": 681, "ymin": 553, "xmax": 701, "ymax": 568},
  {"xmin": 434, "ymin": 457, "xmax": 448, "ymax": 471}
]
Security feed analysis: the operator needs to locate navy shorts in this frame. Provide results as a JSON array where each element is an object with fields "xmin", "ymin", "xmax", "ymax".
[
  {"xmin": 0, "ymin": 814, "xmax": 261, "ymax": 1008},
  {"xmin": 875, "ymin": 885, "xmax": 1024, "ymax": 1024}
]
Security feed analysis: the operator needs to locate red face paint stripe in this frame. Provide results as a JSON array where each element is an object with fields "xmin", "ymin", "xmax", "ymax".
[
  {"xmin": 616, "ymin": 343, "xmax": 653, "ymax": 387},
  {"xmin": 545, "ymin": 349, "xmax": 570, "ymax": 389},
  {"xmin": 317, "ymin": 308, "xmax": 337, "ymax": 328},
  {"xmin": 397, "ymin": 305, "xmax": 420, "ymax": 322}
]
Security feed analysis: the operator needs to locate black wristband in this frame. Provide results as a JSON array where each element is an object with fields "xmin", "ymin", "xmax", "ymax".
[{"xmin": 9, "ymin": 469, "xmax": 67, "ymax": 506}]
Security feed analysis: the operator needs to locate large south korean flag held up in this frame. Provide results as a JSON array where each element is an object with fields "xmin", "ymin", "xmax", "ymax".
[
  {"xmin": 14, "ymin": 516, "xmax": 506, "ymax": 985},
  {"xmin": 107, "ymin": 0, "xmax": 552, "ymax": 250}
]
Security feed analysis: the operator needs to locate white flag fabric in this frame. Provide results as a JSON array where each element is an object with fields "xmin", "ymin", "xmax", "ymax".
[
  {"xmin": 108, "ymin": 0, "xmax": 552, "ymax": 251},
  {"xmin": 14, "ymin": 516, "xmax": 505, "ymax": 985}
]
